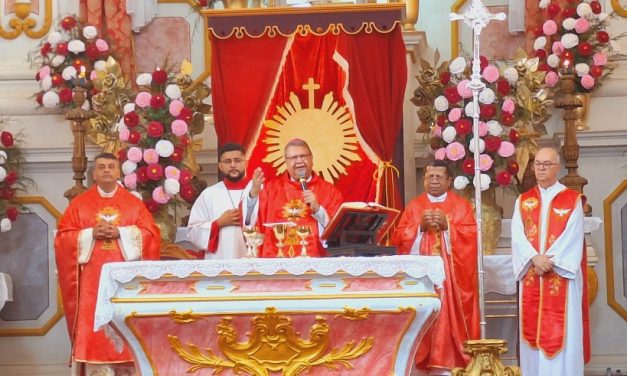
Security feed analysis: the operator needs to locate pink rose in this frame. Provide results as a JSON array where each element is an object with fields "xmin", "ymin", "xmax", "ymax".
[
  {"xmin": 434, "ymin": 125, "xmax": 442, "ymax": 137},
  {"xmin": 169, "ymin": 99, "xmax": 184, "ymax": 116},
  {"xmin": 479, "ymin": 121, "xmax": 488, "ymax": 137},
  {"xmin": 123, "ymin": 173, "xmax": 137, "ymax": 189},
  {"xmin": 90, "ymin": 70, "xmax": 97, "ymax": 80},
  {"xmin": 498, "ymin": 141, "xmax": 515, "ymax": 157},
  {"xmin": 127, "ymin": 147, "xmax": 143, "ymax": 163},
  {"xmin": 457, "ymin": 80, "xmax": 473, "ymax": 99},
  {"xmin": 95, "ymin": 39, "xmax": 109, "ymax": 52},
  {"xmin": 39, "ymin": 65, "xmax": 51, "ymax": 79},
  {"xmin": 135, "ymin": 92, "xmax": 152, "ymax": 108},
  {"xmin": 552, "ymin": 41, "xmax": 564, "ymax": 55},
  {"xmin": 165, "ymin": 166, "xmax": 181, "ymax": 180},
  {"xmin": 545, "ymin": 71, "xmax": 559, "ymax": 87},
  {"xmin": 502, "ymin": 98, "xmax": 515, "ymax": 114},
  {"xmin": 434, "ymin": 147, "xmax": 446, "ymax": 160},
  {"xmin": 445, "ymin": 142, "xmax": 466, "ymax": 161},
  {"xmin": 543, "ymin": 20, "xmax": 558, "ymax": 36},
  {"xmin": 575, "ymin": 18, "xmax": 590, "ymax": 33},
  {"xmin": 580, "ymin": 74, "xmax": 595, "ymax": 90},
  {"xmin": 152, "ymin": 186, "xmax": 171, "ymax": 204},
  {"xmin": 482, "ymin": 65, "xmax": 500, "ymax": 83},
  {"xmin": 118, "ymin": 128, "xmax": 130, "ymax": 141},
  {"xmin": 143, "ymin": 148, "xmax": 159, "ymax": 164},
  {"xmin": 448, "ymin": 108, "xmax": 462, "ymax": 122},
  {"xmin": 479, "ymin": 154, "xmax": 494, "ymax": 171},
  {"xmin": 171, "ymin": 119, "xmax": 188, "ymax": 137},
  {"xmin": 593, "ymin": 52, "xmax": 607, "ymax": 66}
]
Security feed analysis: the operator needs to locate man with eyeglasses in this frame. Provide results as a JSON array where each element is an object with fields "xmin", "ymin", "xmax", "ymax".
[
  {"xmin": 392, "ymin": 159, "xmax": 479, "ymax": 375},
  {"xmin": 249, "ymin": 138, "xmax": 343, "ymax": 257},
  {"xmin": 511, "ymin": 147, "xmax": 589, "ymax": 376},
  {"xmin": 187, "ymin": 142, "xmax": 263, "ymax": 259}
]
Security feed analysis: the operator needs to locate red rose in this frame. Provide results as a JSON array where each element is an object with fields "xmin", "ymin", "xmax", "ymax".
[
  {"xmin": 179, "ymin": 184, "xmax": 197, "ymax": 203},
  {"xmin": 179, "ymin": 135, "xmax": 191, "ymax": 147},
  {"xmin": 537, "ymin": 63, "xmax": 550, "ymax": 72},
  {"xmin": 507, "ymin": 161, "xmax": 520, "ymax": 175},
  {"xmin": 479, "ymin": 55, "xmax": 489, "ymax": 72},
  {"xmin": 146, "ymin": 163, "xmax": 163, "ymax": 180},
  {"xmin": 562, "ymin": 8, "xmax": 576, "ymax": 18},
  {"xmin": 56, "ymin": 42, "xmax": 68, "ymax": 56},
  {"xmin": 124, "ymin": 111, "xmax": 139, "ymax": 127},
  {"xmin": 198, "ymin": 0, "xmax": 209, "ymax": 6},
  {"xmin": 177, "ymin": 107, "xmax": 194, "ymax": 122},
  {"xmin": 547, "ymin": 3, "xmax": 561, "ymax": 18},
  {"xmin": 590, "ymin": 65, "xmax": 603, "ymax": 78},
  {"xmin": 440, "ymin": 71, "xmax": 451, "ymax": 85},
  {"xmin": 91, "ymin": 88, "xmax": 100, "ymax": 96},
  {"xmin": 479, "ymin": 104, "xmax": 496, "ymax": 120},
  {"xmin": 509, "ymin": 129, "xmax": 520, "ymax": 144},
  {"xmin": 0, "ymin": 187, "xmax": 15, "ymax": 199},
  {"xmin": 179, "ymin": 169, "xmax": 193, "ymax": 184},
  {"xmin": 5, "ymin": 207, "xmax": 18, "ymax": 222},
  {"xmin": 51, "ymin": 73, "xmax": 63, "ymax": 87},
  {"xmin": 144, "ymin": 199, "xmax": 160, "ymax": 213},
  {"xmin": 590, "ymin": 1, "xmax": 602, "ymax": 14},
  {"xmin": 534, "ymin": 49, "xmax": 547, "ymax": 60},
  {"xmin": 1, "ymin": 131, "xmax": 14, "ymax": 147},
  {"xmin": 596, "ymin": 31, "xmax": 609, "ymax": 44},
  {"xmin": 117, "ymin": 149, "xmax": 128, "ymax": 163},
  {"xmin": 462, "ymin": 158, "xmax": 474, "ymax": 175},
  {"xmin": 72, "ymin": 59, "xmax": 83, "ymax": 70},
  {"xmin": 454, "ymin": 118, "xmax": 472, "ymax": 136},
  {"xmin": 150, "ymin": 94, "xmax": 166, "ymax": 109},
  {"xmin": 496, "ymin": 171, "xmax": 512, "ymax": 186},
  {"xmin": 136, "ymin": 166, "xmax": 149, "ymax": 183},
  {"xmin": 443, "ymin": 87, "xmax": 461, "ymax": 104},
  {"xmin": 128, "ymin": 131, "xmax": 141, "ymax": 144},
  {"xmin": 578, "ymin": 42, "xmax": 593, "ymax": 57},
  {"xmin": 36, "ymin": 92, "xmax": 44, "ymax": 105},
  {"xmin": 59, "ymin": 88, "xmax": 73, "ymax": 104},
  {"xmin": 501, "ymin": 112, "xmax": 515, "ymax": 126},
  {"xmin": 152, "ymin": 69, "xmax": 168, "ymax": 85},
  {"xmin": 147, "ymin": 121, "xmax": 164, "ymax": 138},
  {"xmin": 170, "ymin": 147, "xmax": 185, "ymax": 162},
  {"xmin": 532, "ymin": 26, "xmax": 543, "ymax": 38},
  {"xmin": 40, "ymin": 42, "xmax": 51, "ymax": 56},
  {"xmin": 61, "ymin": 16, "xmax": 77, "ymax": 30},
  {"xmin": 4, "ymin": 171, "xmax": 17, "ymax": 185},
  {"xmin": 496, "ymin": 79, "xmax": 510, "ymax": 96},
  {"xmin": 436, "ymin": 115, "xmax": 446, "ymax": 127},
  {"xmin": 85, "ymin": 43, "xmax": 100, "ymax": 60},
  {"xmin": 484, "ymin": 135, "xmax": 502, "ymax": 152}
]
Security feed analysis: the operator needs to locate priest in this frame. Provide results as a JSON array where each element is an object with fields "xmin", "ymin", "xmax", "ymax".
[
  {"xmin": 250, "ymin": 138, "xmax": 343, "ymax": 257},
  {"xmin": 392, "ymin": 160, "xmax": 480, "ymax": 375},
  {"xmin": 54, "ymin": 153, "xmax": 161, "ymax": 375}
]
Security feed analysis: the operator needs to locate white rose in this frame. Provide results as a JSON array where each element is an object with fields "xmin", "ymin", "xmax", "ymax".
[
  {"xmin": 0, "ymin": 218, "xmax": 11, "ymax": 232},
  {"xmin": 575, "ymin": 63, "xmax": 590, "ymax": 77},
  {"xmin": 479, "ymin": 174, "xmax": 491, "ymax": 191},
  {"xmin": 67, "ymin": 40, "xmax": 85, "ymax": 54},
  {"xmin": 123, "ymin": 103, "xmax": 136, "ymax": 114},
  {"xmin": 0, "ymin": 166, "xmax": 6, "ymax": 181},
  {"xmin": 479, "ymin": 88, "xmax": 495, "ymax": 104},
  {"xmin": 164, "ymin": 179, "xmax": 181, "ymax": 196},
  {"xmin": 130, "ymin": 191, "xmax": 143, "ymax": 201},
  {"xmin": 562, "ymin": 18, "xmax": 576, "ymax": 31},
  {"xmin": 449, "ymin": 56, "xmax": 467, "ymax": 75},
  {"xmin": 539, "ymin": 0, "xmax": 550, "ymax": 8},
  {"xmin": 598, "ymin": 12, "xmax": 608, "ymax": 22},
  {"xmin": 504, "ymin": 67, "xmax": 518, "ymax": 84},
  {"xmin": 41, "ymin": 76, "xmax": 52, "ymax": 91},
  {"xmin": 533, "ymin": 36, "xmax": 547, "ymax": 51},
  {"xmin": 42, "ymin": 91, "xmax": 59, "ymax": 108},
  {"xmin": 94, "ymin": 60, "xmax": 106, "ymax": 71},
  {"xmin": 453, "ymin": 175, "xmax": 470, "ymax": 190},
  {"xmin": 465, "ymin": 102, "xmax": 475, "ymax": 117},
  {"xmin": 136, "ymin": 73, "xmax": 152, "ymax": 86},
  {"xmin": 561, "ymin": 33, "xmax": 579, "ymax": 49},
  {"xmin": 547, "ymin": 54, "xmax": 560, "ymax": 68},
  {"xmin": 165, "ymin": 84, "xmax": 182, "ymax": 99},
  {"xmin": 468, "ymin": 137, "xmax": 486, "ymax": 154},
  {"xmin": 434, "ymin": 95, "xmax": 449, "ymax": 112},
  {"xmin": 47, "ymin": 32, "xmax": 62, "ymax": 45},
  {"xmin": 51, "ymin": 55, "xmax": 65, "ymax": 67},
  {"xmin": 122, "ymin": 160, "xmax": 137, "ymax": 175},
  {"xmin": 442, "ymin": 126, "xmax": 457, "ymax": 143},
  {"xmin": 487, "ymin": 120, "xmax": 503, "ymax": 136},
  {"xmin": 83, "ymin": 25, "xmax": 98, "ymax": 39},
  {"xmin": 576, "ymin": 3, "xmax": 591, "ymax": 17},
  {"xmin": 62, "ymin": 66, "xmax": 77, "ymax": 81},
  {"xmin": 81, "ymin": 101, "xmax": 90, "ymax": 111},
  {"xmin": 0, "ymin": 150, "xmax": 7, "ymax": 164},
  {"xmin": 116, "ymin": 121, "xmax": 128, "ymax": 133},
  {"xmin": 155, "ymin": 140, "xmax": 174, "ymax": 158}
]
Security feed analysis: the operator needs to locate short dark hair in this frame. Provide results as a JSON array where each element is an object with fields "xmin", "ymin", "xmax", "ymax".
[
  {"xmin": 94, "ymin": 152, "xmax": 118, "ymax": 162},
  {"xmin": 218, "ymin": 143, "xmax": 245, "ymax": 160},
  {"xmin": 426, "ymin": 159, "xmax": 452, "ymax": 177}
]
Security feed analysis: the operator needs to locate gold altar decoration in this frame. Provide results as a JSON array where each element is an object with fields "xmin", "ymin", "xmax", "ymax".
[
  {"xmin": 335, "ymin": 306, "xmax": 370, "ymax": 321},
  {"xmin": 397, "ymin": 0, "xmax": 419, "ymax": 31},
  {"xmin": 168, "ymin": 307, "xmax": 374, "ymax": 375},
  {"xmin": 611, "ymin": 0, "xmax": 627, "ymax": 17},
  {"xmin": 64, "ymin": 87, "xmax": 93, "ymax": 202},
  {"xmin": 169, "ymin": 310, "xmax": 202, "ymax": 324},
  {"xmin": 461, "ymin": 187, "xmax": 502, "ymax": 255},
  {"xmin": 572, "ymin": 93, "xmax": 590, "ymax": 131},
  {"xmin": 452, "ymin": 339, "xmax": 521, "ymax": 376},
  {"xmin": 0, "ymin": 0, "xmax": 52, "ymax": 40}
]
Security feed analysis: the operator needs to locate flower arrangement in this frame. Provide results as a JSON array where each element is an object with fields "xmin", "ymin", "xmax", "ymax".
[
  {"xmin": 532, "ymin": 0, "xmax": 624, "ymax": 92},
  {"xmin": 414, "ymin": 51, "xmax": 551, "ymax": 192},
  {"xmin": 0, "ymin": 126, "xmax": 30, "ymax": 233},
  {"xmin": 115, "ymin": 63, "xmax": 211, "ymax": 217},
  {"xmin": 31, "ymin": 15, "xmax": 114, "ymax": 109}
]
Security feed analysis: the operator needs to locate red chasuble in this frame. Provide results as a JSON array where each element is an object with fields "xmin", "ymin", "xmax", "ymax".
[
  {"xmin": 392, "ymin": 191, "xmax": 480, "ymax": 370},
  {"xmin": 55, "ymin": 186, "xmax": 161, "ymax": 363},
  {"xmin": 519, "ymin": 187, "xmax": 590, "ymax": 361},
  {"xmin": 258, "ymin": 173, "xmax": 343, "ymax": 257}
]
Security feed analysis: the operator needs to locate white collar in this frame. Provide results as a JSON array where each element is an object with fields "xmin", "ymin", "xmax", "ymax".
[
  {"xmin": 539, "ymin": 181, "xmax": 564, "ymax": 196},
  {"xmin": 97, "ymin": 185, "xmax": 118, "ymax": 198},
  {"xmin": 427, "ymin": 192, "xmax": 447, "ymax": 203}
]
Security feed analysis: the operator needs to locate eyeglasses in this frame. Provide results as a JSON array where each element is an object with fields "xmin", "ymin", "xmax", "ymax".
[
  {"xmin": 285, "ymin": 154, "xmax": 311, "ymax": 162},
  {"xmin": 219, "ymin": 158, "xmax": 244, "ymax": 165},
  {"xmin": 534, "ymin": 161, "xmax": 558, "ymax": 169}
]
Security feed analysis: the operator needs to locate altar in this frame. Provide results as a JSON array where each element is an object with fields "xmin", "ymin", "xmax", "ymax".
[{"xmin": 95, "ymin": 256, "xmax": 444, "ymax": 376}]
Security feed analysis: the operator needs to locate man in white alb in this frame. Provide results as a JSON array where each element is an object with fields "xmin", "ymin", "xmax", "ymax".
[{"xmin": 187, "ymin": 143, "xmax": 264, "ymax": 259}]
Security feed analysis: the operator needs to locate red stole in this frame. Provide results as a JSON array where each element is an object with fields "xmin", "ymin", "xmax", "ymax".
[{"xmin": 519, "ymin": 187, "xmax": 590, "ymax": 360}]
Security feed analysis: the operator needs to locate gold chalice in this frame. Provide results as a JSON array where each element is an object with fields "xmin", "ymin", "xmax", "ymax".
[
  {"xmin": 296, "ymin": 225, "xmax": 311, "ymax": 257},
  {"xmin": 242, "ymin": 226, "xmax": 255, "ymax": 258},
  {"xmin": 273, "ymin": 224, "xmax": 287, "ymax": 258},
  {"xmin": 250, "ymin": 231, "xmax": 264, "ymax": 258}
]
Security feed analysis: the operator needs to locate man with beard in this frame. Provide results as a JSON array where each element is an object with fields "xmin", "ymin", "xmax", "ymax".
[{"xmin": 187, "ymin": 143, "xmax": 263, "ymax": 259}]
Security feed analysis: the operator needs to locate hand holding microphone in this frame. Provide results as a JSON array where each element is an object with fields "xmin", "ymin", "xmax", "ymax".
[{"xmin": 298, "ymin": 173, "xmax": 320, "ymax": 213}]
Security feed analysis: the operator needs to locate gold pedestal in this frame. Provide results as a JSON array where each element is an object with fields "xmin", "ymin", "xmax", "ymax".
[
  {"xmin": 573, "ymin": 93, "xmax": 590, "ymax": 131},
  {"xmin": 452, "ymin": 339, "xmax": 521, "ymax": 376}
]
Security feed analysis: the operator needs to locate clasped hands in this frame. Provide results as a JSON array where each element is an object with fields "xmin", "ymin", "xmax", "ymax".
[
  {"xmin": 531, "ymin": 254, "xmax": 554, "ymax": 275},
  {"xmin": 93, "ymin": 221, "xmax": 120, "ymax": 240},
  {"xmin": 420, "ymin": 209, "xmax": 448, "ymax": 232}
]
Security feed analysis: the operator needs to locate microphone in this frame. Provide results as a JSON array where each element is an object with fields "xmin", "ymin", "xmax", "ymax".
[{"xmin": 298, "ymin": 174, "xmax": 308, "ymax": 191}]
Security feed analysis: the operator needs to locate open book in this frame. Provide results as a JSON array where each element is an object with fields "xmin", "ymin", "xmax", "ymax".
[{"xmin": 321, "ymin": 202, "xmax": 399, "ymax": 247}]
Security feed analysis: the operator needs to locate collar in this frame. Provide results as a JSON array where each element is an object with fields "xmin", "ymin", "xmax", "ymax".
[
  {"xmin": 427, "ymin": 192, "xmax": 448, "ymax": 203},
  {"xmin": 538, "ymin": 181, "xmax": 564, "ymax": 195},
  {"xmin": 223, "ymin": 177, "xmax": 249, "ymax": 190},
  {"xmin": 97, "ymin": 184, "xmax": 118, "ymax": 198}
]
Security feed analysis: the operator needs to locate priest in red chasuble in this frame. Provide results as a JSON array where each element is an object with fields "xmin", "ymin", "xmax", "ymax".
[
  {"xmin": 392, "ymin": 160, "xmax": 480, "ymax": 375},
  {"xmin": 250, "ymin": 138, "xmax": 343, "ymax": 257},
  {"xmin": 55, "ymin": 153, "xmax": 161, "ymax": 374},
  {"xmin": 511, "ymin": 147, "xmax": 590, "ymax": 376}
]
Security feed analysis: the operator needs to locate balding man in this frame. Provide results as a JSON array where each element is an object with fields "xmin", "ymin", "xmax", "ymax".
[{"xmin": 511, "ymin": 147, "xmax": 590, "ymax": 376}]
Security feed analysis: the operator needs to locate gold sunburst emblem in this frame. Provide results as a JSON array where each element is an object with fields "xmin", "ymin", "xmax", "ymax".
[{"xmin": 262, "ymin": 77, "xmax": 362, "ymax": 182}]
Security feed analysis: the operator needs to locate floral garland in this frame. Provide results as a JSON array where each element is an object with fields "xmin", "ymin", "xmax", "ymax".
[
  {"xmin": 532, "ymin": 0, "xmax": 624, "ymax": 92},
  {"xmin": 31, "ymin": 15, "xmax": 115, "ymax": 109},
  {"xmin": 415, "ymin": 51, "xmax": 551, "ymax": 192},
  {"xmin": 0, "ymin": 126, "xmax": 30, "ymax": 233}
]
